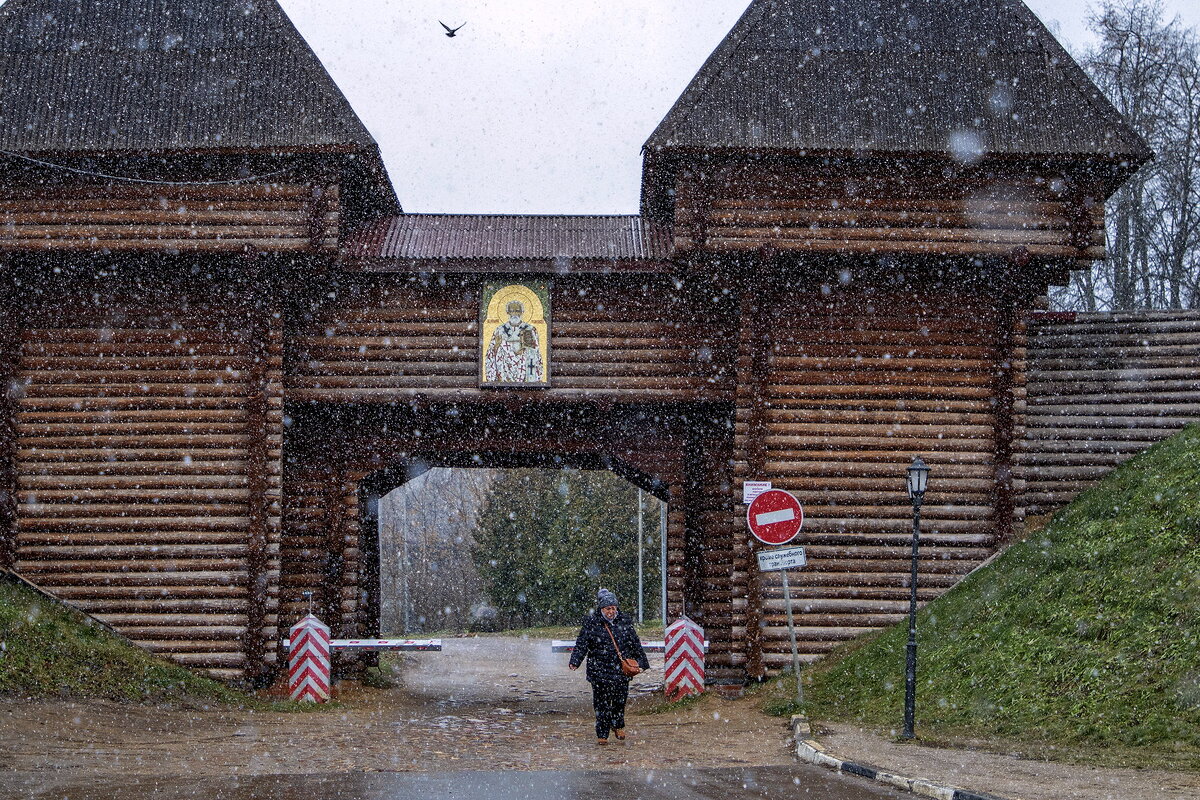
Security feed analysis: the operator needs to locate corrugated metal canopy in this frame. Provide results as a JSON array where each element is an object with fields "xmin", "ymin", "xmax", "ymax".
[
  {"xmin": 0, "ymin": 0, "xmax": 376, "ymax": 153},
  {"xmin": 646, "ymin": 0, "xmax": 1150, "ymax": 161},
  {"xmin": 346, "ymin": 214, "xmax": 672, "ymax": 264}
]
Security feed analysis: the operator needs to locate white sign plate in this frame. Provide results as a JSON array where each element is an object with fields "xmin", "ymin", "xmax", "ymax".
[
  {"xmin": 743, "ymin": 480, "xmax": 772, "ymax": 504},
  {"xmin": 756, "ymin": 546, "xmax": 807, "ymax": 572}
]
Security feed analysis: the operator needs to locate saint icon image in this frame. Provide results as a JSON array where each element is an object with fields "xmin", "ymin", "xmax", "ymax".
[{"xmin": 479, "ymin": 283, "xmax": 550, "ymax": 387}]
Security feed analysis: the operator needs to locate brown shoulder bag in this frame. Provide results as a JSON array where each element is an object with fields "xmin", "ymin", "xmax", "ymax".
[{"xmin": 604, "ymin": 621, "xmax": 642, "ymax": 678}]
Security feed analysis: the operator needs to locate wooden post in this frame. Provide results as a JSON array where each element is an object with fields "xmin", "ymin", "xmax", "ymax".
[
  {"xmin": 322, "ymin": 456, "xmax": 348, "ymax": 630},
  {"xmin": 683, "ymin": 428, "xmax": 707, "ymax": 622},
  {"xmin": 241, "ymin": 280, "xmax": 275, "ymax": 681},
  {"xmin": 0, "ymin": 275, "xmax": 19, "ymax": 571},
  {"xmin": 991, "ymin": 276, "xmax": 1019, "ymax": 547},
  {"xmin": 308, "ymin": 182, "xmax": 334, "ymax": 251}
]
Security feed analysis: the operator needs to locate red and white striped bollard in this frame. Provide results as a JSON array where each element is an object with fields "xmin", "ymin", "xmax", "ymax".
[
  {"xmin": 288, "ymin": 614, "xmax": 332, "ymax": 703},
  {"xmin": 664, "ymin": 616, "xmax": 705, "ymax": 700}
]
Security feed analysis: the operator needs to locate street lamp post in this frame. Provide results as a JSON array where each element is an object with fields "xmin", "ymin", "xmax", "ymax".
[{"xmin": 902, "ymin": 456, "xmax": 930, "ymax": 740}]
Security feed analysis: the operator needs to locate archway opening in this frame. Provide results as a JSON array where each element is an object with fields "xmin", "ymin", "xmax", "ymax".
[{"xmin": 363, "ymin": 463, "xmax": 667, "ymax": 638}]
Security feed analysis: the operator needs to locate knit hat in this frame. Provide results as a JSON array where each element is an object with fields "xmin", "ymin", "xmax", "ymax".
[{"xmin": 596, "ymin": 588, "xmax": 618, "ymax": 609}]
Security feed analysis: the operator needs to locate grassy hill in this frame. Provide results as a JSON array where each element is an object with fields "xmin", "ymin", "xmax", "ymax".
[
  {"xmin": 0, "ymin": 573, "xmax": 247, "ymax": 705},
  {"xmin": 783, "ymin": 425, "xmax": 1200, "ymax": 767}
]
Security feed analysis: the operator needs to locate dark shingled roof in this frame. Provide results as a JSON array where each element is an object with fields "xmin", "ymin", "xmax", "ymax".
[
  {"xmin": 0, "ymin": 0, "xmax": 398, "ymax": 212},
  {"xmin": 346, "ymin": 214, "xmax": 672, "ymax": 264},
  {"xmin": 0, "ymin": 0, "xmax": 374, "ymax": 152},
  {"xmin": 645, "ymin": 0, "xmax": 1151, "ymax": 161}
]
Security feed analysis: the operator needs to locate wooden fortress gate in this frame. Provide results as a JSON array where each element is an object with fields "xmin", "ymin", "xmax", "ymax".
[{"xmin": 0, "ymin": 0, "xmax": 1148, "ymax": 683}]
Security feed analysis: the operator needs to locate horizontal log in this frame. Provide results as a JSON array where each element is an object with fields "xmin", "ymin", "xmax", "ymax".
[
  {"xmin": 21, "ymin": 357, "xmax": 252, "ymax": 371},
  {"xmin": 17, "ymin": 515, "xmax": 251, "ymax": 532},
  {"xmin": 0, "ymin": 224, "xmax": 313, "ymax": 240},
  {"xmin": 21, "ymin": 383, "xmax": 249, "ymax": 398},
  {"xmin": 18, "ymin": 396, "xmax": 255, "ymax": 410},
  {"xmin": 17, "ymin": 409, "xmax": 246, "ymax": 424},
  {"xmin": 707, "ymin": 208, "xmax": 1083, "ymax": 230},
  {"xmin": 21, "ymin": 369, "xmax": 247, "ymax": 382},
  {"xmin": 696, "ymin": 235, "xmax": 1104, "ymax": 259},
  {"xmin": 761, "ymin": 435, "xmax": 995, "ymax": 453},
  {"xmin": 18, "ymin": 423, "xmax": 247, "ymax": 436},
  {"xmin": 23, "ymin": 570, "xmax": 253, "ymax": 586},
  {"xmin": 49, "ymin": 584, "xmax": 247, "ymax": 599},
  {"xmin": 18, "ymin": 531, "xmax": 251, "ymax": 546},
  {"xmin": 707, "ymin": 224, "xmax": 1101, "ymax": 247},
  {"xmin": 0, "ymin": 183, "xmax": 325, "ymax": 201},
  {"xmin": 1, "ymin": 210, "xmax": 319, "ymax": 225},
  {"xmin": 764, "ymin": 421, "xmax": 995, "ymax": 438},
  {"xmin": 19, "ymin": 474, "xmax": 250, "ymax": 489},
  {"xmin": 0, "ymin": 238, "xmax": 320, "ymax": 252},
  {"xmin": 768, "ymin": 384, "xmax": 994, "ymax": 400},
  {"xmin": 18, "ymin": 543, "xmax": 255, "ymax": 560},
  {"xmin": 18, "ymin": 448, "xmax": 249, "ymax": 461},
  {"xmin": 19, "ymin": 557, "xmax": 250, "ymax": 572},
  {"xmin": 18, "ymin": 436, "xmax": 249, "ymax": 449},
  {"xmin": 107, "ymin": 625, "xmax": 246, "ymax": 639}
]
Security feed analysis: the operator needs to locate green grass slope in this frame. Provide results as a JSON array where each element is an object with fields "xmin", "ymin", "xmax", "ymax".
[
  {"xmin": 0, "ymin": 574, "xmax": 246, "ymax": 705},
  {"xmin": 795, "ymin": 425, "xmax": 1200, "ymax": 762}
]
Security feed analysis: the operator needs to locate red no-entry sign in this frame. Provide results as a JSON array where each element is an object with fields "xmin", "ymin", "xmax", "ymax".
[{"xmin": 746, "ymin": 488, "xmax": 804, "ymax": 545}]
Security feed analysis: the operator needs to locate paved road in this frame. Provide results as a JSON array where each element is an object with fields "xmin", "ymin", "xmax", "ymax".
[{"xmin": 0, "ymin": 766, "xmax": 910, "ymax": 800}]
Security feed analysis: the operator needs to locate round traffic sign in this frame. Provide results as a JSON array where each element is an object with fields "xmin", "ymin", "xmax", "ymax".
[{"xmin": 746, "ymin": 489, "xmax": 804, "ymax": 545}]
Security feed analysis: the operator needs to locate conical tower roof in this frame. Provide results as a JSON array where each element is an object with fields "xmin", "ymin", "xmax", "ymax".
[
  {"xmin": 646, "ymin": 0, "xmax": 1150, "ymax": 163},
  {"xmin": 0, "ymin": 0, "xmax": 397, "ymax": 209}
]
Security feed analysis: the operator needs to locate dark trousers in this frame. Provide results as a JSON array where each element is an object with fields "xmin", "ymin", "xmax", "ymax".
[{"xmin": 591, "ymin": 680, "xmax": 629, "ymax": 739}]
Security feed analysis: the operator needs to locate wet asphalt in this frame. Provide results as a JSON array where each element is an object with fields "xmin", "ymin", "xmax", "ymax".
[{"xmin": 0, "ymin": 765, "xmax": 910, "ymax": 800}]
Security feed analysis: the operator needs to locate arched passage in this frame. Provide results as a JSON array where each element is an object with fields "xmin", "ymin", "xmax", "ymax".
[{"xmin": 276, "ymin": 400, "xmax": 738, "ymax": 678}]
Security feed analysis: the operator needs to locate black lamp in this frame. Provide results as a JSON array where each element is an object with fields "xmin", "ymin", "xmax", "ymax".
[
  {"xmin": 906, "ymin": 456, "xmax": 930, "ymax": 500},
  {"xmin": 902, "ymin": 456, "xmax": 930, "ymax": 739}
]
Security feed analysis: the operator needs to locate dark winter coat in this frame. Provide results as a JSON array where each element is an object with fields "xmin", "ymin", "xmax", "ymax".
[{"xmin": 569, "ymin": 610, "xmax": 650, "ymax": 684}]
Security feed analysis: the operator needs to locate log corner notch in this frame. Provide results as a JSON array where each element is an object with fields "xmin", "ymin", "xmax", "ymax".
[
  {"xmin": 989, "ymin": 257, "xmax": 1042, "ymax": 550},
  {"xmin": 735, "ymin": 259, "xmax": 775, "ymax": 680},
  {"xmin": 240, "ymin": 272, "xmax": 284, "ymax": 684},
  {"xmin": 0, "ymin": 274, "xmax": 18, "ymax": 571}
]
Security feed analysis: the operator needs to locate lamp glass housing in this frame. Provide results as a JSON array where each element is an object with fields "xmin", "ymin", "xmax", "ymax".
[{"xmin": 906, "ymin": 457, "xmax": 930, "ymax": 499}]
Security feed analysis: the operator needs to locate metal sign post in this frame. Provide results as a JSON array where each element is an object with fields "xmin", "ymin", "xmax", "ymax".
[
  {"xmin": 637, "ymin": 488, "xmax": 644, "ymax": 624},
  {"xmin": 660, "ymin": 500, "xmax": 667, "ymax": 622},
  {"xmin": 756, "ymin": 545, "xmax": 807, "ymax": 705},
  {"xmin": 781, "ymin": 567, "xmax": 802, "ymax": 705},
  {"xmin": 748, "ymin": 489, "xmax": 807, "ymax": 707}
]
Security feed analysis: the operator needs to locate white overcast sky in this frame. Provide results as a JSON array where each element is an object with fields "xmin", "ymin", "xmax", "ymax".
[
  {"xmin": 11, "ymin": 0, "xmax": 1199, "ymax": 214},
  {"xmin": 273, "ymin": 0, "xmax": 1199, "ymax": 215}
]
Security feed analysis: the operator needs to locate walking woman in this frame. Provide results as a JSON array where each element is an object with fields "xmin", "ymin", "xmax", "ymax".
[{"xmin": 568, "ymin": 588, "xmax": 650, "ymax": 745}]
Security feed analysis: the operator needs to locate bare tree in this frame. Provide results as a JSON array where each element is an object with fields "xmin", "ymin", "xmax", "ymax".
[
  {"xmin": 1051, "ymin": 1, "xmax": 1200, "ymax": 311},
  {"xmin": 378, "ymin": 468, "xmax": 495, "ymax": 633}
]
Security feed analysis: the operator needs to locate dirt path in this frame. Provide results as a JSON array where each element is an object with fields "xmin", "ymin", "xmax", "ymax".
[
  {"xmin": 8, "ymin": 637, "xmax": 1195, "ymax": 799},
  {"xmin": 0, "ymin": 637, "xmax": 794, "ymax": 777}
]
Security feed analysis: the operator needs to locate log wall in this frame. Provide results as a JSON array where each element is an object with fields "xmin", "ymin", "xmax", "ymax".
[
  {"xmin": 287, "ymin": 273, "xmax": 735, "ymax": 403},
  {"xmin": 10, "ymin": 260, "xmax": 1197, "ymax": 686},
  {"xmin": 9, "ymin": 274, "xmax": 284, "ymax": 681},
  {"xmin": 674, "ymin": 160, "xmax": 1104, "ymax": 269},
  {"xmin": 1018, "ymin": 310, "xmax": 1200, "ymax": 514},
  {"xmin": 734, "ymin": 279, "xmax": 1024, "ymax": 668},
  {"xmin": 0, "ymin": 183, "xmax": 339, "ymax": 254}
]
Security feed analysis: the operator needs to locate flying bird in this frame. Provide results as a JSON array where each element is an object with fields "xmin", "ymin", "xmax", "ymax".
[{"xmin": 440, "ymin": 21, "xmax": 465, "ymax": 38}]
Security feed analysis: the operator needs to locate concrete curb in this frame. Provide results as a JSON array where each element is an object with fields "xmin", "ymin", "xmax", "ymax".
[{"xmin": 790, "ymin": 715, "xmax": 1013, "ymax": 800}]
